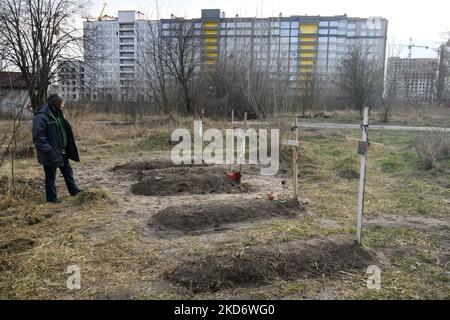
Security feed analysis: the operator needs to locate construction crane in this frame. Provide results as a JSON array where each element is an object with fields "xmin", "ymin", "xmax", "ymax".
[
  {"xmin": 98, "ymin": 3, "xmax": 107, "ymax": 21},
  {"xmin": 82, "ymin": 3, "xmax": 110, "ymax": 21},
  {"xmin": 408, "ymin": 38, "xmax": 430, "ymax": 59}
]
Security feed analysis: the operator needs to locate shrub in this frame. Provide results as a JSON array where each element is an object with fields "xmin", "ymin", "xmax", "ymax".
[{"xmin": 413, "ymin": 132, "xmax": 450, "ymax": 170}]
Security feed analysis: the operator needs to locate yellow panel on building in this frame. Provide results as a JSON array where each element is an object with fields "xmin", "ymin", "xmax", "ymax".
[
  {"xmin": 204, "ymin": 37, "xmax": 218, "ymax": 44},
  {"xmin": 203, "ymin": 22, "xmax": 219, "ymax": 28},
  {"xmin": 205, "ymin": 45, "xmax": 218, "ymax": 51},
  {"xmin": 205, "ymin": 60, "xmax": 216, "ymax": 65},
  {"xmin": 300, "ymin": 60, "xmax": 314, "ymax": 66},
  {"xmin": 299, "ymin": 36, "xmax": 317, "ymax": 43},
  {"xmin": 300, "ymin": 52, "xmax": 316, "ymax": 58},
  {"xmin": 206, "ymin": 52, "xmax": 218, "ymax": 58},
  {"xmin": 300, "ymin": 44, "xmax": 316, "ymax": 50},
  {"xmin": 300, "ymin": 24, "xmax": 318, "ymax": 34},
  {"xmin": 204, "ymin": 30, "xmax": 219, "ymax": 36}
]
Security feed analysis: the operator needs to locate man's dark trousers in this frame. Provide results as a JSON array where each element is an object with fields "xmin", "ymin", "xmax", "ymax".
[{"xmin": 43, "ymin": 154, "xmax": 80, "ymax": 201}]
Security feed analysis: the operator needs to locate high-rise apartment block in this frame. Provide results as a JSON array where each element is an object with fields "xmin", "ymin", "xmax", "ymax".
[
  {"xmin": 81, "ymin": 9, "xmax": 388, "ymax": 101},
  {"xmin": 386, "ymin": 57, "xmax": 438, "ymax": 103}
]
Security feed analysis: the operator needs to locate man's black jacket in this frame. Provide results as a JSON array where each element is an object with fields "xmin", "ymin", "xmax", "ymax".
[{"xmin": 32, "ymin": 105, "xmax": 80, "ymax": 167}]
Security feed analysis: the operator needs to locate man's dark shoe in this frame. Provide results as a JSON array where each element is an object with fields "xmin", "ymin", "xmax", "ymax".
[
  {"xmin": 70, "ymin": 189, "xmax": 84, "ymax": 197},
  {"xmin": 48, "ymin": 198, "xmax": 63, "ymax": 204}
]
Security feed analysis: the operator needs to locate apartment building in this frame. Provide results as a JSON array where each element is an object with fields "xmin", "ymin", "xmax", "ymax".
[
  {"xmin": 84, "ymin": 10, "xmax": 151, "ymax": 102},
  {"xmin": 192, "ymin": 9, "xmax": 388, "ymax": 93},
  {"xmin": 386, "ymin": 57, "xmax": 438, "ymax": 103},
  {"xmin": 56, "ymin": 60, "xmax": 86, "ymax": 101},
  {"xmin": 82, "ymin": 9, "xmax": 388, "ymax": 101}
]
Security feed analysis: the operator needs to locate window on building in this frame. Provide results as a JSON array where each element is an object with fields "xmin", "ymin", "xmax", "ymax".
[
  {"xmin": 281, "ymin": 29, "xmax": 290, "ymax": 36},
  {"xmin": 319, "ymin": 21, "xmax": 329, "ymax": 27}
]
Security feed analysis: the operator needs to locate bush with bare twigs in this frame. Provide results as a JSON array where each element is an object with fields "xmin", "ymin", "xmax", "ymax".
[{"xmin": 413, "ymin": 132, "xmax": 450, "ymax": 170}]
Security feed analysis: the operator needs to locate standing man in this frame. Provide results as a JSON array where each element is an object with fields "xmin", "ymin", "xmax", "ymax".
[{"xmin": 32, "ymin": 94, "xmax": 83, "ymax": 203}]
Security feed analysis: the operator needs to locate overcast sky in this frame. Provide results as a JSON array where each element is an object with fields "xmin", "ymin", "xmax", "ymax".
[{"xmin": 89, "ymin": 0, "xmax": 450, "ymax": 58}]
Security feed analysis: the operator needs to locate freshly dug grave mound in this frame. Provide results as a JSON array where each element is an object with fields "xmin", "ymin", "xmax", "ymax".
[
  {"xmin": 131, "ymin": 167, "xmax": 253, "ymax": 196},
  {"xmin": 112, "ymin": 160, "xmax": 204, "ymax": 172},
  {"xmin": 149, "ymin": 199, "xmax": 302, "ymax": 236},
  {"xmin": 167, "ymin": 238, "xmax": 374, "ymax": 293}
]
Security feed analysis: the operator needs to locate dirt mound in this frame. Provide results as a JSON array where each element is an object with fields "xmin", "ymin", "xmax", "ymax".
[
  {"xmin": 149, "ymin": 199, "xmax": 303, "ymax": 236},
  {"xmin": 167, "ymin": 238, "xmax": 374, "ymax": 293},
  {"xmin": 131, "ymin": 167, "xmax": 253, "ymax": 197},
  {"xmin": 112, "ymin": 160, "xmax": 204, "ymax": 172}
]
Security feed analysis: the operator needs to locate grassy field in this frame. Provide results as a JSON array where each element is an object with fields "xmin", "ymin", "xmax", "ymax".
[{"xmin": 0, "ymin": 113, "xmax": 449, "ymax": 300}]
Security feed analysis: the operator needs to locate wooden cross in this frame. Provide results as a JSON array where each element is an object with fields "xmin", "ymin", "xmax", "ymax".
[
  {"xmin": 239, "ymin": 112, "xmax": 248, "ymax": 176},
  {"xmin": 352, "ymin": 107, "xmax": 384, "ymax": 245},
  {"xmin": 282, "ymin": 115, "xmax": 301, "ymax": 200}
]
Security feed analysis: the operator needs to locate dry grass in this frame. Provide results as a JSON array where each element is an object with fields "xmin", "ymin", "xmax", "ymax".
[
  {"xmin": 0, "ymin": 112, "xmax": 449, "ymax": 300},
  {"xmin": 76, "ymin": 188, "xmax": 110, "ymax": 206}
]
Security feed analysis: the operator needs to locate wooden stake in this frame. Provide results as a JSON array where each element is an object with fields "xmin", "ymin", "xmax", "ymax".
[
  {"xmin": 356, "ymin": 107, "xmax": 370, "ymax": 245},
  {"xmin": 239, "ymin": 112, "xmax": 247, "ymax": 175},
  {"xmin": 231, "ymin": 109, "xmax": 235, "ymax": 128},
  {"xmin": 200, "ymin": 109, "xmax": 204, "ymax": 164},
  {"xmin": 292, "ymin": 115, "xmax": 299, "ymax": 199}
]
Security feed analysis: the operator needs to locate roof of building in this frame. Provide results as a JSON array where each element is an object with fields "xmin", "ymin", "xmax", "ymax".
[{"xmin": 0, "ymin": 72, "xmax": 27, "ymax": 89}]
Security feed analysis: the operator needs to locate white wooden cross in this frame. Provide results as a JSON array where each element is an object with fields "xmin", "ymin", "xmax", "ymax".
[
  {"xmin": 282, "ymin": 115, "xmax": 301, "ymax": 199},
  {"xmin": 356, "ymin": 108, "xmax": 370, "ymax": 245}
]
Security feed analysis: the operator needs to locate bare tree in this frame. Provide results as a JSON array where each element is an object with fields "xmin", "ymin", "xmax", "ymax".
[
  {"xmin": 136, "ymin": 19, "xmax": 170, "ymax": 112},
  {"xmin": 160, "ymin": 19, "xmax": 201, "ymax": 114},
  {"xmin": 0, "ymin": 0, "xmax": 90, "ymax": 110},
  {"xmin": 436, "ymin": 42, "xmax": 449, "ymax": 105},
  {"xmin": 337, "ymin": 45, "xmax": 384, "ymax": 116},
  {"xmin": 298, "ymin": 71, "xmax": 318, "ymax": 116}
]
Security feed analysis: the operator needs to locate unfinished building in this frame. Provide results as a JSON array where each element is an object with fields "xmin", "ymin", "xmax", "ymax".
[{"xmin": 385, "ymin": 57, "xmax": 438, "ymax": 104}]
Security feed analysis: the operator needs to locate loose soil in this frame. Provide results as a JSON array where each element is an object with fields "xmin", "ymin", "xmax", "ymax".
[
  {"xmin": 148, "ymin": 198, "xmax": 304, "ymax": 236},
  {"xmin": 112, "ymin": 159, "xmax": 202, "ymax": 173},
  {"xmin": 167, "ymin": 237, "xmax": 375, "ymax": 293},
  {"xmin": 131, "ymin": 166, "xmax": 254, "ymax": 196}
]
